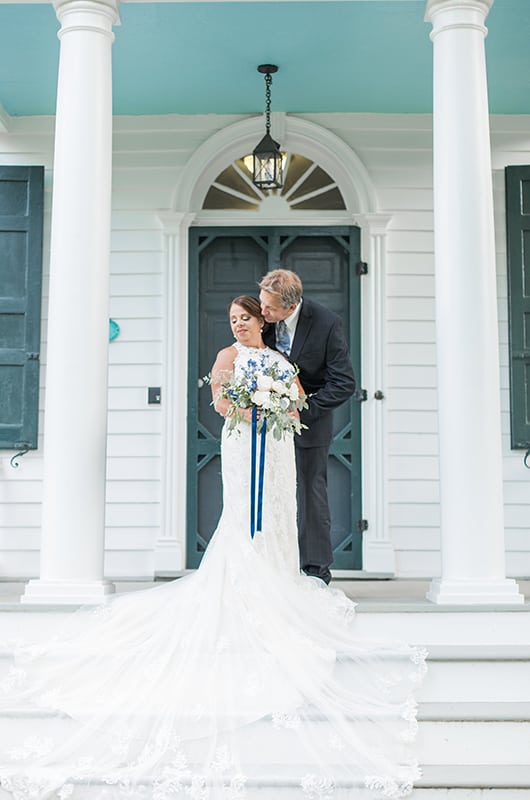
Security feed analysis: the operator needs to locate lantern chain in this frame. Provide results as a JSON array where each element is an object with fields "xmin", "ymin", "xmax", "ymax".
[{"xmin": 264, "ymin": 72, "xmax": 272, "ymax": 135}]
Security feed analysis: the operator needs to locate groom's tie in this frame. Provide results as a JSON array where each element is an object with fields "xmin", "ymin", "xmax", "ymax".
[{"xmin": 276, "ymin": 319, "xmax": 290, "ymax": 356}]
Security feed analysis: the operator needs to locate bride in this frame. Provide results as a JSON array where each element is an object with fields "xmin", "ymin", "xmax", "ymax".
[{"xmin": 0, "ymin": 296, "xmax": 426, "ymax": 800}]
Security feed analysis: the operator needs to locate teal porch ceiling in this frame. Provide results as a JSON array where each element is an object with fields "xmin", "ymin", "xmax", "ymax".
[{"xmin": 0, "ymin": 0, "xmax": 528, "ymax": 117}]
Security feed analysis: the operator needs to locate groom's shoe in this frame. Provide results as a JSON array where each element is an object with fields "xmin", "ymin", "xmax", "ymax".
[{"xmin": 303, "ymin": 565, "xmax": 332, "ymax": 585}]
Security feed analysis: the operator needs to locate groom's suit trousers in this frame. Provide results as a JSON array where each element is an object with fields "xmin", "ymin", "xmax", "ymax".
[{"xmin": 295, "ymin": 445, "xmax": 332, "ymax": 571}]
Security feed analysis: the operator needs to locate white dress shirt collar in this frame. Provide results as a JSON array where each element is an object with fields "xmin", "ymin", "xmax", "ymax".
[{"xmin": 283, "ymin": 299, "xmax": 302, "ymax": 338}]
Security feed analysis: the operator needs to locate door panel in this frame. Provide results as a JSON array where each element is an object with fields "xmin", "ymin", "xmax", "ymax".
[{"xmin": 187, "ymin": 227, "xmax": 362, "ymax": 569}]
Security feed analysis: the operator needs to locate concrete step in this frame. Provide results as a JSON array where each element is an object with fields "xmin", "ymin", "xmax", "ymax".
[
  {"xmin": 1, "ymin": 712, "xmax": 529, "ymax": 767},
  {"xmin": 2, "ymin": 646, "xmax": 529, "ymax": 705},
  {"xmin": 1, "ymin": 769, "xmax": 530, "ymax": 797},
  {"xmin": 0, "ymin": 606, "xmax": 529, "ymax": 645},
  {"xmin": 1, "ymin": 607, "xmax": 529, "ymax": 793}
]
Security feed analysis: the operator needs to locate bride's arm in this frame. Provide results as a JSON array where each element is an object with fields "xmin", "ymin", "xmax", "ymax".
[
  {"xmin": 295, "ymin": 374, "xmax": 305, "ymax": 398},
  {"xmin": 288, "ymin": 374, "xmax": 306, "ymax": 422},
  {"xmin": 210, "ymin": 346, "xmax": 237, "ymax": 418}
]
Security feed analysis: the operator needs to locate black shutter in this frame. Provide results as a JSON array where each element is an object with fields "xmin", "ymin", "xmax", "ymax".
[
  {"xmin": 0, "ymin": 166, "xmax": 44, "ymax": 449},
  {"xmin": 505, "ymin": 166, "xmax": 530, "ymax": 449}
]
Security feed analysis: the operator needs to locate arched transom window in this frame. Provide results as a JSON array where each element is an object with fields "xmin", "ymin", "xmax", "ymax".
[{"xmin": 202, "ymin": 153, "xmax": 346, "ymax": 211}]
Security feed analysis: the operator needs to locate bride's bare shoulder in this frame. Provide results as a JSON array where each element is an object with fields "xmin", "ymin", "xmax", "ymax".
[
  {"xmin": 216, "ymin": 344, "xmax": 238, "ymax": 361},
  {"xmin": 211, "ymin": 345, "xmax": 237, "ymax": 375}
]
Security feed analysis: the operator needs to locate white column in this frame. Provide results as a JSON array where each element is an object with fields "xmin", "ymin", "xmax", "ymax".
[
  {"xmin": 425, "ymin": 0, "xmax": 523, "ymax": 604},
  {"xmin": 354, "ymin": 214, "xmax": 396, "ymax": 576},
  {"xmin": 23, "ymin": 0, "xmax": 119, "ymax": 605},
  {"xmin": 154, "ymin": 212, "xmax": 195, "ymax": 574}
]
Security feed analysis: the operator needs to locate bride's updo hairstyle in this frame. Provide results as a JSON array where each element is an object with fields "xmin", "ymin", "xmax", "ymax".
[{"xmin": 229, "ymin": 295, "xmax": 270, "ymax": 332}]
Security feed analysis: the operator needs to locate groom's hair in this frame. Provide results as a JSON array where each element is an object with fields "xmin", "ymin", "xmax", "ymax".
[{"xmin": 258, "ymin": 269, "xmax": 303, "ymax": 309}]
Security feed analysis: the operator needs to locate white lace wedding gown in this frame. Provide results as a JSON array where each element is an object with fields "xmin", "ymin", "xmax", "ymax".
[{"xmin": 0, "ymin": 345, "xmax": 426, "ymax": 800}]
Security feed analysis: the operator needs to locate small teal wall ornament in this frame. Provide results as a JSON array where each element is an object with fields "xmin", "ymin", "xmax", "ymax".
[{"xmin": 109, "ymin": 319, "xmax": 120, "ymax": 342}]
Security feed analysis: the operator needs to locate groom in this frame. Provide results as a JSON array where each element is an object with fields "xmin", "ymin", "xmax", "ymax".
[{"xmin": 259, "ymin": 269, "xmax": 356, "ymax": 585}]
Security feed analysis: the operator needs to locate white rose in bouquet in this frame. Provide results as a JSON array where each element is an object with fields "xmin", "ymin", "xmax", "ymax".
[
  {"xmin": 271, "ymin": 380, "xmax": 287, "ymax": 395},
  {"xmin": 288, "ymin": 383, "xmax": 299, "ymax": 401},
  {"xmin": 256, "ymin": 374, "xmax": 274, "ymax": 391},
  {"xmin": 252, "ymin": 390, "xmax": 273, "ymax": 409}
]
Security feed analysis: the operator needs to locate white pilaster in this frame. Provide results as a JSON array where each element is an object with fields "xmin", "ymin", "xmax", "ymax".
[
  {"xmin": 425, "ymin": 0, "xmax": 523, "ymax": 604},
  {"xmin": 355, "ymin": 213, "xmax": 395, "ymax": 575},
  {"xmin": 23, "ymin": 0, "xmax": 119, "ymax": 605},
  {"xmin": 155, "ymin": 212, "xmax": 196, "ymax": 574}
]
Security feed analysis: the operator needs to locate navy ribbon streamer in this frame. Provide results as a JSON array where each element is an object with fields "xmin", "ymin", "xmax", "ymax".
[{"xmin": 250, "ymin": 407, "xmax": 267, "ymax": 538}]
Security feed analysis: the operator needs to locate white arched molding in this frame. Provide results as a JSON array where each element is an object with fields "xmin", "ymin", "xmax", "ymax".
[
  {"xmin": 354, "ymin": 214, "xmax": 395, "ymax": 575},
  {"xmin": 172, "ymin": 113, "xmax": 377, "ymax": 215},
  {"xmin": 155, "ymin": 212, "xmax": 196, "ymax": 572},
  {"xmin": 162, "ymin": 114, "xmax": 395, "ymax": 575}
]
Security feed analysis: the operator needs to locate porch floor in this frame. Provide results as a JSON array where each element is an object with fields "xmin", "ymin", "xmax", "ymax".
[{"xmin": 0, "ymin": 578, "xmax": 528, "ymax": 613}]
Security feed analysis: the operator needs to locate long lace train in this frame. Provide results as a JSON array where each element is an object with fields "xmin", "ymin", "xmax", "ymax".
[{"xmin": 0, "ymin": 345, "xmax": 427, "ymax": 800}]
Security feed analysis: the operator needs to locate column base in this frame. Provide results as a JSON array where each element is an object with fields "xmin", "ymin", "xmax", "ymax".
[
  {"xmin": 21, "ymin": 579, "xmax": 116, "ymax": 606},
  {"xmin": 427, "ymin": 577, "xmax": 525, "ymax": 606}
]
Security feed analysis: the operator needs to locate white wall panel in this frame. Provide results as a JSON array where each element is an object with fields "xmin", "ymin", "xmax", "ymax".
[
  {"xmin": 106, "ymin": 480, "xmax": 160, "ymax": 504},
  {"xmin": 108, "ymin": 342, "xmax": 163, "ymax": 365},
  {"xmin": 108, "ymin": 388, "xmax": 162, "ymax": 411},
  {"xmin": 111, "ymin": 251, "xmax": 162, "ymax": 275},
  {"xmin": 389, "ymin": 389, "xmax": 438, "ymax": 412},
  {"xmin": 389, "ymin": 482, "xmax": 440, "ymax": 504},
  {"xmin": 389, "ymin": 456, "xmax": 439, "ymax": 480},
  {"xmin": 106, "ymin": 457, "xmax": 160, "ymax": 480},
  {"xmin": 0, "ymin": 529, "xmax": 40, "ymax": 549},
  {"xmin": 106, "ymin": 434, "xmax": 161, "ymax": 458},
  {"xmin": 388, "ymin": 411, "xmax": 438, "ymax": 434},
  {"xmin": 389, "ymin": 433, "xmax": 439, "ymax": 456},
  {"xmin": 109, "ymin": 296, "xmax": 161, "ymax": 319},
  {"xmin": 387, "ymin": 321, "xmax": 436, "ymax": 343},
  {"xmin": 105, "ymin": 503, "xmax": 160, "ymax": 527},
  {"xmin": 387, "ymin": 297, "xmax": 436, "ymax": 321},
  {"xmin": 387, "ymin": 366, "xmax": 437, "ymax": 388},
  {"xmin": 108, "ymin": 365, "xmax": 162, "ymax": 387},
  {"xmin": 110, "ymin": 274, "xmax": 163, "ymax": 297},
  {"xmin": 386, "ymin": 252, "xmax": 434, "ymax": 275}
]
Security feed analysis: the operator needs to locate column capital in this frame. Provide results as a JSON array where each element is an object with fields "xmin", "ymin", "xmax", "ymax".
[
  {"xmin": 54, "ymin": 0, "xmax": 120, "ymax": 32},
  {"xmin": 425, "ymin": 0, "xmax": 493, "ymax": 28}
]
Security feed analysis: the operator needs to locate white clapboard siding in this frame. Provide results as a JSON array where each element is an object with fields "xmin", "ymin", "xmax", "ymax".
[
  {"xmin": 105, "ymin": 210, "xmax": 164, "ymax": 577},
  {"xmin": 388, "ymin": 433, "xmax": 439, "ymax": 456},
  {"xmin": 384, "ymin": 179, "xmax": 438, "ymax": 574}
]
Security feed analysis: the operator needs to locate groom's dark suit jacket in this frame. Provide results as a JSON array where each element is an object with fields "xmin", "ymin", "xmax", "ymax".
[{"xmin": 263, "ymin": 298, "xmax": 356, "ymax": 448}]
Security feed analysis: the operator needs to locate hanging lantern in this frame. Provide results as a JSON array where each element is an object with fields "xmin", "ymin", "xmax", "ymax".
[{"xmin": 252, "ymin": 65, "xmax": 283, "ymax": 190}]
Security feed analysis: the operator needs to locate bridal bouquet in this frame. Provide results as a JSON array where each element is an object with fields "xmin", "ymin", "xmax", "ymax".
[{"xmin": 211, "ymin": 355, "xmax": 307, "ymax": 440}]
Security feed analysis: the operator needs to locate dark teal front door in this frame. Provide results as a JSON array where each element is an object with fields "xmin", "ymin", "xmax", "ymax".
[{"xmin": 187, "ymin": 226, "xmax": 362, "ymax": 570}]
